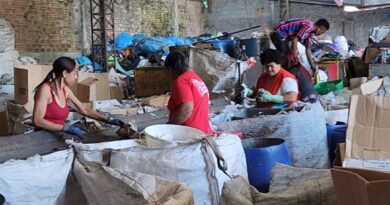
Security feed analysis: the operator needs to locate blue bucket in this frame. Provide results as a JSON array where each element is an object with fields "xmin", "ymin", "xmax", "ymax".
[
  {"xmin": 326, "ymin": 122, "xmax": 347, "ymax": 164},
  {"xmin": 242, "ymin": 138, "xmax": 291, "ymax": 193}
]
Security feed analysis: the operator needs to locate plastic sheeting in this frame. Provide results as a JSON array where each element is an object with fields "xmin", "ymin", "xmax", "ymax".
[
  {"xmin": 216, "ymin": 102, "xmax": 330, "ymax": 168},
  {"xmin": 0, "ymin": 149, "xmax": 74, "ymax": 205}
]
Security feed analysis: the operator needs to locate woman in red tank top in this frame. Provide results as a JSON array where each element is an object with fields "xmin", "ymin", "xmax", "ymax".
[{"xmin": 33, "ymin": 57, "xmax": 125, "ymax": 138}]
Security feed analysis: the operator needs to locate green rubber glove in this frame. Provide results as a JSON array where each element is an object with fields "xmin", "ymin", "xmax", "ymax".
[
  {"xmin": 257, "ymin": 92, "xmax": 284, "ymax": 103},
  {"xmin": 241, "ymin": 83, "xmax": 254, "ymax": 97}
]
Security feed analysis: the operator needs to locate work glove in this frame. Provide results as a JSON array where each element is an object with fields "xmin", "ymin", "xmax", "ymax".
[
  {"xmin": 63, "ymin": 125, "xmax": 85, "ymax": 139},
  {"xmin": 107, "ymin": 117, "xmax": 125, "ymax": 127},
  {"xmin": 257, "ymin": 89, "xmax": 284, "ymax": 103},
  {"xmin": 241, "ymin": 83, "xmax": 254, "ymax": 98}
]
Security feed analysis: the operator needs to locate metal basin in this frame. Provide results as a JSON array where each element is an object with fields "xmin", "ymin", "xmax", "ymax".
[{"xmin": 232, "ymin": 108, "xmax": 283, "ymax": 120}]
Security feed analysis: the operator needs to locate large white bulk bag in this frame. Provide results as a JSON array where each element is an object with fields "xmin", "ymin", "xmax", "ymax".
[
  {"xmin": 66, "ymin": 139, "xmax": 139, "ymax": 164},
  {"xmin": 105, "ymin": 135, "xmax": 248, "ymax": 205},
  {"xmin": 0, "ymin": 149, "xmax": 74, "ymax": 205}
]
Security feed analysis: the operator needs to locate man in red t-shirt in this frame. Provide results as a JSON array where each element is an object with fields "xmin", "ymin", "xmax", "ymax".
[{"xmin": 165, "ymin": 51, "xmax": 212, "ymax": 135}]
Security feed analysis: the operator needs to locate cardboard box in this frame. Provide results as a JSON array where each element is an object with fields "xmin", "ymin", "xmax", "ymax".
[
  {"xmin": 78, "ymin": 77, "xmax": 98, "ymax": 102},
  {"xmin": 71, "ymin": 72, "xmax": 110, "ymax": 101},
  {"xmin": 0, "ymin": 109, "xmax": 9, "ymax": 136},
  {"xmin": 331, "ymin": 167, "xmax": 390, "ymax": 205},
  {"xmin": 140, "ymin": 95, "xmax": 170, "ymax": 107},
  {"xmin": 349, "ymin": 58, "xmax": 369, "ymax": 77},
  {"xmin": 333, "ymin": 143, "xmax": 346, "ymax": 167},
  {"xmin": 344, "ymin": 95, "xmax": 390, "ymax": 171},
  {"xmin": 363, "ymin": 47, "xmax": 381, "ymax": 63},
  {"xmin": 14, "ymin": 65, "xmax": 52, "ymax": 105},
  {"xmin": 110, "ymin": 86, "xmax": 123, "ymax": 101},
  {"xmin": 134, "ymin": 67, "xmax": 170, "ymax": 98},
  {"xmin": 349, "ymin": 77, "xmax": 384, "ymax": 95}
]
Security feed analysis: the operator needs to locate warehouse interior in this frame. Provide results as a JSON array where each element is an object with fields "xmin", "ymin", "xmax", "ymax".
[{"xmin": 1, "ymin": 0, "xmax": 390, "ymax": 204}]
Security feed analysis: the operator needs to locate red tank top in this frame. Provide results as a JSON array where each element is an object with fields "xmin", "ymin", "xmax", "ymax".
[
  {"xmin": 43, "ymin": 84, "xmax": 69, "ymax": 125},
  {"xmin": 255, "ymin": 68, "xmax": 297, "ymax": 108}
]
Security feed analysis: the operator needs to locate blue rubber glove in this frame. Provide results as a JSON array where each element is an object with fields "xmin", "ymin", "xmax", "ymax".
[
  {"xmin": 63, "ymin": 125, "xmax": 85, "ymax": 139},
  {"xmin": 107, "ymin": 117, "xmax": 125, "ymax": 127}
]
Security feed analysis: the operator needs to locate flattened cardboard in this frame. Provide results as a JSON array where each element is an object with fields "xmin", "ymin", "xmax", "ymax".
[
  {"xmin": 360, "ymin": 78, "xmax": 384, "ymax": 95},
  {"xmin": 140, "ymin": 95, "xmax": 170, "ymax": 108},
  {"xmin": 345, "ymin": 95, "xmax": 390, "ymax": 170},
  {"xmin": 331, "ymin": 167, "xmax": 390, "ymax": 205}
]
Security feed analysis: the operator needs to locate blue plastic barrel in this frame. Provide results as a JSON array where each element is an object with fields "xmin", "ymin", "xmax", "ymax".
[
  {"xmin": 242, "ymin": 138, "xmax": 291, "ymax": 193},
  {"xmin": 326, "ymin": 122, "xmax": 347, "ymax": 163},
  {"xmin": 211, "ymin": 39, "xmax": 236, "ymax": 58},
  {"xmin": 239, "ymin": 38, "xmax": 260, "ymax": 57}
]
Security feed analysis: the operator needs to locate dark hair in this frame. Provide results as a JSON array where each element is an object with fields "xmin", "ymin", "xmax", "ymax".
[
  {"xmin": 260, "ymin": 49, "xmax": 283, "ymax": 65},
  {"xmin": 315, "ymin": 19, "xmax": 330, "ymax": 30},
  {"xmin": 165, "ymin": 51, "xmax": 189, "ymax": 75},
  {"xmin": 35, "ymin": 56, "xmax": 76, "ymax": 94}
]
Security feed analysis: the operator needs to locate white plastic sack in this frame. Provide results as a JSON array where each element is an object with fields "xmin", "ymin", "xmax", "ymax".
[
  {"xmin": 0, "ymin": 49, "xmax": 19, "ymax": 77},
  {"xmin": 0, "ymin": 19, "xmax": 15, "ymax": 52},
  {"xmin": 0, "ymin": 149, "xmax": 74, "ymax": 205},
  {"xmin": 73, "ymin": 159, "xmax": 194, "ymax": 205},
  {"xmin": 189, "ymin": 47, "xmax": 248, "ymax": 94},
  {"xmin": 334, "ymin": 36, "xmax": 349, "ymax": 57}
]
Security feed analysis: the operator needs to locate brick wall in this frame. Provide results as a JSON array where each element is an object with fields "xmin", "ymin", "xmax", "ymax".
[
  {"xmin": 0, "ymin": 0, "xmax": 204, "ymax": 62},
  {"xmin": 0, "ymin": 0, "xmax": 76, "ymax": 53}
]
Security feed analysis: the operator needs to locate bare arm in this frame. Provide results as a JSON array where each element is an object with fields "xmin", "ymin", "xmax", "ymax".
[
  {"xmin": 291, "ymin": 36, "xmax": 298, "ymax": 52},
  {"xmin": 33, "ymin": 85, "xmax": 65, "ymax": 131},
  {"xmin": 168, "ymin": 102, "xmax": 194, "ymax": 125},
  {"xmin": 65, "ymin": 87, "xmax": 109, "ymax": 123},
  {"xmin": 283, "ymin": 91, "xmax": 298, "ymax": 103}
]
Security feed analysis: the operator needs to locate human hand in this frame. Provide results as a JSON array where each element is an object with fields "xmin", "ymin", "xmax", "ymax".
[
  {"xmin": 257, "ymin": 91, "xmax": 283, "ymax": 103},
  {"xmin": 241, "ymin": 83, "xmax": 254, "ymax": 98},
  {"xmin": 107, "ymin": 117, "xmax": 125, "ymax": 127},
  {"xmin": 63, "ymin": 125, "xmax": 85, "ymax": 139}
]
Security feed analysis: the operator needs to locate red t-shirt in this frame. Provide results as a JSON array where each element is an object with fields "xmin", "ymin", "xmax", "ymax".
[{"xmin": 168, "ymin": 70, "xmax": 212, "ymax": 135}]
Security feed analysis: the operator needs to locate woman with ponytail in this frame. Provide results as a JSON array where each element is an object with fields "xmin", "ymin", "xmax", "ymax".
[{"xmin": 33, "ymin": 56, "xmax": 124, "ymax": 139}]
